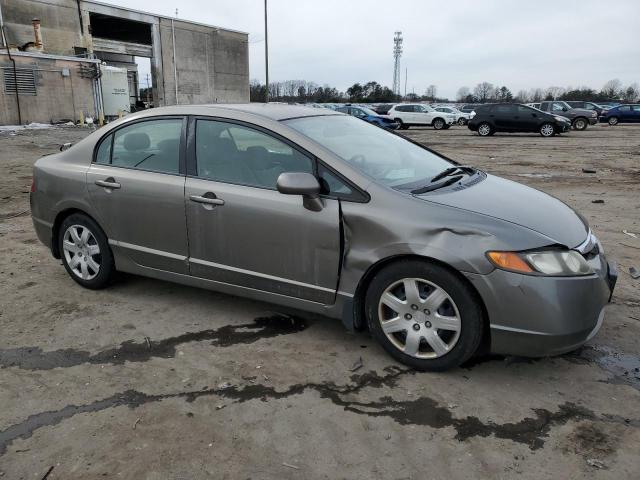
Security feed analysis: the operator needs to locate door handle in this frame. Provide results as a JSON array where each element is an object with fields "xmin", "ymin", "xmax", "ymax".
[
  {"xmin": 95, "ymin": 179, "xmax": 121, "ymax": 189},
  {"xmin": 190, "ymin": 194, "xmax": 225, "ymax": 206}
]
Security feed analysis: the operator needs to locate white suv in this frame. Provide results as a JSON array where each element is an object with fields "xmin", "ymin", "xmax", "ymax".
[{"xmin": 388, "ymin": 104, "xmax": 455, "ymax": 130}]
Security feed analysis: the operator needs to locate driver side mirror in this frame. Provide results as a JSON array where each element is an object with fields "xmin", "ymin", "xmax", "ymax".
[
  {"xmin": 276, "ymin": 172, "xmax": 323, "ymax": 211},
  {"xmin": 562, "ymin": 107, "xmax": 568, "ymax": 111}
]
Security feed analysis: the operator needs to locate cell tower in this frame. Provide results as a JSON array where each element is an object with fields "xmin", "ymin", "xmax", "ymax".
[{"xmin": 392, "ymin": 31, "xmax": 403, "ymax": 96}]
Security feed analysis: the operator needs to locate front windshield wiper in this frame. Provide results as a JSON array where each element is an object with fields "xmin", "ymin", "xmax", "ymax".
[
  {"xmin": 411, "ymin": 175, "xmax": 464, "ymax": 194},
  {"xmin": 429, "ymin": 165, "xmax": 476, "ymax": 183}
]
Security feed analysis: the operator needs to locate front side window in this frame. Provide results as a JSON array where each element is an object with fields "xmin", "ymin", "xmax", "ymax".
[
  {"xmin": 195, "ymin": 120, "xmax": 313, "ymax": 189},
  {"xmin": 495, "ymin": 105, "xmax": 516, "ymax": 114},
  {"xmin": 619, "ymin": 106, "xmax": 631, "ymax": 112},
  {"xmin": 632, "ymin": 105, "xmax": 640, "ymax": 112},
  {"xmin": 103, "ymin": 119, "xmax": 183, "ymax": 174},
  {"xmin": 551, "ymin": 102, "xmax": 566, "ymax": 112},
  {"xmin": 284, "ymin": 115, "xmax": 452, "ymax": 189}
]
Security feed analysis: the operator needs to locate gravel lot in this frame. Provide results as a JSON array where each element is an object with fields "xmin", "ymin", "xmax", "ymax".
[{"xmin": 0, "ymin": 123, "xmax": 639, "ymax": 479}]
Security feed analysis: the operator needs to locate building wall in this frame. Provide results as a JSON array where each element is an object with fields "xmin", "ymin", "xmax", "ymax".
[
  {"xmin": 0, "ymin": 0, "xmax": 249, "ymax": 124},
  {"xmin": 0, "ymin": 54, "xmax": 96, "ymax": 125},
  {"xmin": 0, "ymin": 0, "xmax": 84, "ymax": 55}
]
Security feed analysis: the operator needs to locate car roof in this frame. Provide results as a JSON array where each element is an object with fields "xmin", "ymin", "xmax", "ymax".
[{"xmin": 131, "ymin": 103, "xmax": 343, "ymax": 121}]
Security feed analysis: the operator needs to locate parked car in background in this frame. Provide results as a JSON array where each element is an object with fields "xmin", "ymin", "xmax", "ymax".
[
  {"xmin": 335, "ymin": 105, "xmax": 399, "ymax": 129},
  {"xmin": 372, "ymin": 104, "xmax": 394, "ymax": 115},
  {"xmin": 388, "ymin": 104, "xmax": 455, "ymax": 130},
  {"xmin": 460, "ymin": 104, "xmax": 479, "ymax": 114},
  {"xmin": 468, "ymin": 103, "xmax": 571, "ymax": 137},
  {"xmin": 566, "ymin": 101, "xmax": 609, "ymax": 116},
  {"xmin": 435, "ymin": 106, "xmax": 471, "ymax": 125},
  {"xmin": 30, "ymin": 104, "xmax": 616, "ymax": 371},
  {"xmin": 536, "ymin": 101, "xmax": 598, "ymax": 130},
  {"xmin": 599, "ymin": 104, "xmax": 640, "ymax": 125}
]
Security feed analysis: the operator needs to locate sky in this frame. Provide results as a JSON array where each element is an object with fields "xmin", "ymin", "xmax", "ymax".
[{"xmin": 105, "ymin": 0, "xmax": 640, "ymax": 99}]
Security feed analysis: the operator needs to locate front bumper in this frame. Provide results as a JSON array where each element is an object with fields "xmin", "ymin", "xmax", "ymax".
[
  {"xmin": 464, "ymin": 255, "xmax": 616, "ymax": 357},
  {"xmin": 558, "ymin": 122, "xmax": 571, "ymax": 133},
  {"xmin": 588, "ymin": 117, "xmax": 598, "ymax": 125}
]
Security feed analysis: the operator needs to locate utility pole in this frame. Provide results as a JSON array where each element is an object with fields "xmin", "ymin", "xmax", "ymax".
[
  {"xmin": 264, "ymin": 0, "xmax": 269, "ymax": 103},
  {"xmin": 145, "ymin": 73, "xmax": 151, "ymax": 106},
  {"xmin": 392, "ymin": 31, "xmax": 403, "ymax": 97}
]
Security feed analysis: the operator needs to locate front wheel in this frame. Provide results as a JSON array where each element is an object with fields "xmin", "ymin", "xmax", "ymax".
[
  {"xmin": 608, "ymin": 116, "xmax": 619, "ymax": 126},
  {"xmin": 365, "ymin": 260, "xmax": 484, "ymax": 371},
  {"xmin": 572, "ymin": 117, "xmax": 588, "ymax": 130},
  {"xmin": 58, "ymin": 213, "xmax": 115, "ymax": 289},
  {"xmin": 540, "ymin": 122, "xmax": 555, "ymax": 137},
  {"xmin": 433, "ymin": 118, "xmax": 445, "ymax": 130}
]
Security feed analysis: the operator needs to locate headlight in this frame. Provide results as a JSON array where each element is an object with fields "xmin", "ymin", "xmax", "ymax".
[
  {"xmin": 487, "ymin": 250, "xmax": 594, "ymax": 276},
  {"xmin": 553, "ymin": 115, "xmax": 566, "ymax": 122}
]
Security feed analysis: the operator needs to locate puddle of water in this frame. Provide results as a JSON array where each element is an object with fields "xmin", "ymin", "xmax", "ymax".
[
  {"xmin": 566, "ymin": 345, "xmax": 640, "ymax": 390},
  {"xmin": 0, "ymin": 315, "xmax": 308, "ymax": 371}
]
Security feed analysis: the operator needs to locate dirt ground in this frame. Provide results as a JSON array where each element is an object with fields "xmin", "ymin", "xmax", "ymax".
[{"xmin": 0, "ymin": 122, "xmax": 639, "ymax": 479}]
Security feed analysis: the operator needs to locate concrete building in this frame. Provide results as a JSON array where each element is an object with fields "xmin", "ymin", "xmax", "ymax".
[{"xmin": 0, "ymin": 0, "xmax": 249, "ymax": 125}]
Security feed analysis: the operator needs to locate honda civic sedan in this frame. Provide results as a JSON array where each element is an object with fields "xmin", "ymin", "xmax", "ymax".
[{"xmin": 30, "ymin": 104, "xmax": 617, "ymax": 370}]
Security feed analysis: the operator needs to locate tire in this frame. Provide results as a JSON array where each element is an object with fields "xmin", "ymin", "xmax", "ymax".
[
  {"xmin": 477, "ymin": 122, "xmax": 492, "ymax": 136},
  {"xmin": 608, "ymin": 116, "xmax": 619, "ymax": 126},
  {"xmin": 432, "ymin": 118, "xmax": 445, "ymax": 130},
  {"xmin": 58, "ymin": 213, "xmax": 115, "ymax": 289},
  {"xmin": 572, "ymin": 117, "xmax": 588, "ymax": 130},
  {"xmin": 395, "ymin": 118, "xmax": 408, "ymax": 130},
  {"xmin": 365, "ymin": 259, "xmax": 484, "ymax": 371},
  {"xmin": 539, "ymin": 122, "xmax": 555, "ymax": 137},
  {"xmin": 457, "ymin": 117, "xmax": 466, "ymax": 126}
]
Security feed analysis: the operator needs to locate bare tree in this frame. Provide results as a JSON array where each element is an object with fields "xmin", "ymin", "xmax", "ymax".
[
  {"xmin": 456, "ymin": 86, "xmax": 470, "ymax": 102},
  {"xmin": 545, "ymin": 86, "xmax": 565, "ymax": 100},
  {"xmin": 601, "ymin": 79, "xmax": 622, "ymax": 98},
  {"xmin": 425, "ymin": 84, "xmax": 437, "ymax": 101},
  {"xmin": 529, "ymin": 88, "xmax": 544, "ymax": 102},
  {"xmin": 516, "ymin": 90, "xmax": 530, "ymax": 103},
  {"xmin": 473, "ymin": 82, "xmax": 494, "ymax": 103}
]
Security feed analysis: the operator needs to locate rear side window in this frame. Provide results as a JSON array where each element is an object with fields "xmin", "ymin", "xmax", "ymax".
[
  {"xmin": 632, "ymin": 105, "xmax": 640, "ymax": 111},
  {"xmin": 395, "ymin": 105, "xmax": 412, "ymax": 112},
  {"xmin": 494, "ymin": 105, "xmax": 516, "ymax": 114},
  {"xmin": 619, "ymin": 106, "xmax": 631, "ymax": 112},
  {"xmin": 97, "ymin": 119, "xmax": 183, "ymax": 174},
  {"xmin": 195, "ymin": 119, "xmax": 313, "ymax": 190}
]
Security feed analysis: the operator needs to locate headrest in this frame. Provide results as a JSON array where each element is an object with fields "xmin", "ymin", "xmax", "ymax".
[{"xmin": 124, "ymin": 132, "xmax": 150, "ymax": 151}]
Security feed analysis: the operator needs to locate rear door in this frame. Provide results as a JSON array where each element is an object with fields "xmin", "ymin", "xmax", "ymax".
[
  {"xmin": 632, "ymin": 105, "xmax": 640, "ymax": 122},
  {"xmin": 86, "ymin": 117, "xmax": 189, "ymax": 273},
  {"xmin": 184, "ymin": 117, "xmax": 341, "ymax": 304},
  {"xmin": 618, "ymin": 105, "xmax": 633, "ymax": 122},
  {"xmin": 492, "ymin": 104, "xmax": 517, "ymax": 130}
]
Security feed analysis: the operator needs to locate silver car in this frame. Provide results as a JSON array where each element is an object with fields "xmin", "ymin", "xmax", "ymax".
[{"xmin": 30, "ymin": 104, "xmax": 617, "ymax": 370}]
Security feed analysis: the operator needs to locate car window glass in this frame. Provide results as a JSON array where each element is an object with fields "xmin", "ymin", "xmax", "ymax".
[
  {"xmin": 619, "ymin": 106, "xmax": 631, "ymax": 112},
  {"xmin": 352, "ymin": 108, "xmax": 366, "ymax": 117},
  {"xmin": 195, "ymin": 120, "xmax": 313, "ymax": 189},
  {"xmin": 95, "ymin": 134, "xmax": 112, "ymax": 165},
  {"xmin": 396, "ymin": 105, "xmax": 409, "ymax": 112},
  {"xmin": 632, "ymin": 105, "xmax": 640, "ymax": 112},
  {"xmin": 318, "ymin": 164, "xmax": 354, "ymax": 197},
  {"xmin": 110, "ymin": 119, "xmax": 182, "ymax": 174},
  {"xmin": 517, "ymin": 105, "xmax": 533, "ymax": 114},
  {"xmin": 551, "ymin": 103, "xmax": 565, "ymax": 112},
  {"xmin": 495, "ymin": 105, "xmax": 516, "ymax": 114}
]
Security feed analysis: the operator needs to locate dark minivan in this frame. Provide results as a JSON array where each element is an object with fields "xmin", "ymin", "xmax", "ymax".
[{"xmin": 468, "ymin": 103, "xmax": 572, "ymax": 137}]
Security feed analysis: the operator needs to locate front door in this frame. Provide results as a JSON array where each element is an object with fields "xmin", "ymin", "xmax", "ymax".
[
  {"xmin": 86, "ymin": 117, "xmax": 189, "ymax": 274},
  {"xmin": 184, "ymin": 118, "xmax": 341, "ymax": 304}
]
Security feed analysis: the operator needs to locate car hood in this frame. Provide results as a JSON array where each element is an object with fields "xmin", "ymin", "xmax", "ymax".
[
  {"xmin": 568, "ymin": 108, "xmax": 594, "ymax": 116},
  {"xmin": 415, "ymin": 174, "xmax": 588, "ymax": 248},
  {"xmin": 379, "ymin": 115, "xmax": 396, "ymax": 121}
]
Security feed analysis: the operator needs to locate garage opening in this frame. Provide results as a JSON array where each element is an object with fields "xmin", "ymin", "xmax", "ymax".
[{"xmin": 89, "ymin": 13, "xmax": 152, "ymax": 44}]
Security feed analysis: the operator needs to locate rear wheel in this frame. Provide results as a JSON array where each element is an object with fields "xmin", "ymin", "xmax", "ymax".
[
  {"xmin": 572, "ymin": 117, "xmax": 588, "ymax": 130},
  {"xmin": 540, "ymin": 122, "xmax": 555, "ymax": 137},
  {"xmin": 477, "ymin": 122, "xmax": 492, "ymax": 136},
  {"xmin": 457, "ymin": 117, "xmax": 466, "ymax": 126},
  {"xmin": 58, "ymin": 213, "xmax": 115, "ymax": 289},
  {"xmin": 395, "ymin": 118, "xmax": 408, "ymax": 130},
  {"xmin": 365, "ymin": 260, "xmax": 484, "ymax": 371},
  {"xmin": 608, "ymin": 116, "xmax": 619, "ymax": 126}
]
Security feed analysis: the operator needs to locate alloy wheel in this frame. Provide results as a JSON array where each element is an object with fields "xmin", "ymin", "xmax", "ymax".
[
  {"xmin": 608, "ymin": 117, "xmax": 618, "ymax": 126},
  {"xmin": 457, "ymin": 118, "xmax": 466, "ymax": 126},
  {"xmin": 434, "ymin": 119, "xmax": 444, "ymax": 129},
  {"xmin": 62, "ymin": 225, "xmax": 101, "ymax": 280},
  {"xmin": 478, "ymin": 123, "xmax": 491, "ymax": 136},
  {"xmin": 574, "ymin": 119, "xmax": 586, "ymax": 130},
  {"xmin": 540, "ymin": 124, "xmax": 555, "ymax": 137},
  {"xmin": 377, "ymin": 278, "xmax": 461, "ymax": 359}
]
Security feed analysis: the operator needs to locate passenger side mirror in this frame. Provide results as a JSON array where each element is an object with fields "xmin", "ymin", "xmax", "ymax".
[{"xmin": 276, "ymin": 172, "xmax": 323, "ymax": 211}]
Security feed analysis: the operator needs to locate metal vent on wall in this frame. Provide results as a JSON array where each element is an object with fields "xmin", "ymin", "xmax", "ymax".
[{"xmin": 3, "ymin": 68, "xmax": 37, "ymax": 95}]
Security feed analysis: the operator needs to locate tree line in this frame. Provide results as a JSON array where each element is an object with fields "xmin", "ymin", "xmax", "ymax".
[{"xmin": 250, "ymin": 78, "xmax": 639, "ymax": 104}]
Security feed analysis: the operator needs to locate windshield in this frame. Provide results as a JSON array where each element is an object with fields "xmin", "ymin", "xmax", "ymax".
[{"xmin": 284, "ymin": 115, "xmax": 452, "ymax": 188}]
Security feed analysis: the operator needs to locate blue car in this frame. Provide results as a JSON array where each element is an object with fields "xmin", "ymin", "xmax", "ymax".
[
  {"xmin": 336, "ymin": 105, "xmax": 399, "ymax": 129},
  {"xmin": 599, "ymin": 104, "xmax": 640, "ymax": 125}
]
